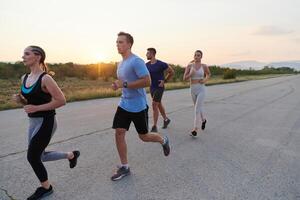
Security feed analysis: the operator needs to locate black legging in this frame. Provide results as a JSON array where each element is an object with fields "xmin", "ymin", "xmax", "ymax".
[{"xmin": 27, "ymin": 115, "xmax": 54, "ymax": 182}]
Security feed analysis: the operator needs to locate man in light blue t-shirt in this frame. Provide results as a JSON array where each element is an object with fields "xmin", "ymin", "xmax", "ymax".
[{"xmin": 110, "ymin": 32, "xmax": 170, "ymax": 181}]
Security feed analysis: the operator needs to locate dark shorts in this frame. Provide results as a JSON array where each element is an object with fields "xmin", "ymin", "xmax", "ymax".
[
  {"xmin": 112, "ymin": 106, "xmax": 149, "ymax": 134},
  {"xmin": 150, "ymin": 87, "xmax": 164, "ymax": 102}
]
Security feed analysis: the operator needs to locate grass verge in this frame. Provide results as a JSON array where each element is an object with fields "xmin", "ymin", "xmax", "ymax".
[{"xmin": 0, "ymin": 74, "xmax": 292, "ymax": 111}]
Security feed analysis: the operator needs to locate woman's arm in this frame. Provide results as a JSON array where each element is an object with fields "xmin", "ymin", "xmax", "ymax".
[
  {"xmin": 183, "ymin": 64, "xmax": 193, "ymax": 81},
  {"xmin": 200, "ymin": 64, "xmax": 211, "ymax": 84},
  {"xmin": 12, "ymin": 74, "xmax": 27, "ymax": 105}
]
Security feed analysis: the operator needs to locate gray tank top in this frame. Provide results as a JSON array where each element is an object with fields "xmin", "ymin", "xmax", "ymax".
[{"xmin": 190, "ymin": 64, "xmax": 204, "ymax": 80}]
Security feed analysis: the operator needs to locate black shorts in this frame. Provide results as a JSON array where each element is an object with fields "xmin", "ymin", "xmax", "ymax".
[
  {"xmin": 150, "ymin": 87, "xmax": 164, "ymax": 102},
  {"xmin": 112, "ymin": 106, "xmax": 149, "ymax": 134}
]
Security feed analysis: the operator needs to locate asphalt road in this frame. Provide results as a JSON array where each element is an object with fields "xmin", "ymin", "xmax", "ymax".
[{"xmin": 1, "ymin": 75, "xmax": 300, "ymax": 200}]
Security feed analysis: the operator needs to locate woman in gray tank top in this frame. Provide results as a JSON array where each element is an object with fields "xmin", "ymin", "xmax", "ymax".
[{"xmin": 183, "ymin": 50, "xmax": 211, "ymax": 136}]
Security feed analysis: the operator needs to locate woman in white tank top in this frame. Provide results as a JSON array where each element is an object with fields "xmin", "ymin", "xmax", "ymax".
[{"xmin": 183, "ymin": 50, "xmax": 211, "ymax": 136}]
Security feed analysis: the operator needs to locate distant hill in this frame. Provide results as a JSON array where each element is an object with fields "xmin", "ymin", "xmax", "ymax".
[
  {"xmin": 268, "ymin": 61, "xmax": 300, "ymax": 71},
  {"xmin": 221, "ymin": 60, "xmax": 267, "ymax": 70},
  {"xmin": 221, "ymin": 60, "xmax": 300, "ymax": 71}
]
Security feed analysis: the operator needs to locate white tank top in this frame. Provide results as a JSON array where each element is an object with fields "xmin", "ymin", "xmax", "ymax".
[{"xmin": 190, "ymin": 64, "xmax": 204, "ymax": 80}]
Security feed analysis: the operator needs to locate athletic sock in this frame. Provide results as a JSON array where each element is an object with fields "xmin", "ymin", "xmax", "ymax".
[
  {"xmin": 121, "ymin": 164, "xmax": 129, "ymax": 169},
  {"xmin": 162, "ymin": 137, "xmax": 166, "ymax": 145}
]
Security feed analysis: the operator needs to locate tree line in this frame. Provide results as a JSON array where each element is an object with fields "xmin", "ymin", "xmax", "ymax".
[{"xmin": 0, "ymin": 62, "xmax": 297, "ymax": 81}]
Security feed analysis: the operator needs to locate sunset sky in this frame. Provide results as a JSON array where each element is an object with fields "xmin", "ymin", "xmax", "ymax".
[{"xmin": 1, "ymin": 0, "xmax": 299, "ymax": 66}]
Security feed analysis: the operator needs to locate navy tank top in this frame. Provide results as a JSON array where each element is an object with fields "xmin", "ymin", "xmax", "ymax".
[{"xmin": 21, "ymin": 72, "xmax": 56, "ymax": 117}]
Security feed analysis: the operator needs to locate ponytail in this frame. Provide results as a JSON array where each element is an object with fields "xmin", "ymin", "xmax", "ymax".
[{"xmin": 41, "ymin": 61, "xmax": 48, "ymax": 73}]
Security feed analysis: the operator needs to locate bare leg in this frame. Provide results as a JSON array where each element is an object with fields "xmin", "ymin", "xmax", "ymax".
[
  {"xmin": 115, "ymin": 128, "xmax": 128, "ymax": 165},
  {"xmin": 41, "ymin": 180, "xmax": 51, "ymax": 189},
  {"xmin": 138, "ymin": 132, "xmax": 164, "ymax": 144},
  {"xmin": 152, "ymin": 101, "xmax": 160, "ymax": 126},
  {"xmin": 158, "ymin": 102, "xmax": 167, "ymax": 120}
]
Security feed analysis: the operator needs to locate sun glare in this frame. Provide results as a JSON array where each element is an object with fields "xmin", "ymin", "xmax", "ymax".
[{"xmin": 95, "ymin": 54, "xmax": 105, "ymax": 62}]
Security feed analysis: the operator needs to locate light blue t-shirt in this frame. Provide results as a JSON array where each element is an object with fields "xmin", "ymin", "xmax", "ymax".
[{"xmin": 117, "ymin": 54, "xmax": 149, "ymax": 112}]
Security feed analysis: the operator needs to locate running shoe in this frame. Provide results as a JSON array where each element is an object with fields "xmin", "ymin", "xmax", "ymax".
[
  {"xmin": 111, "ymin": 166, "xmax": 131, "ymax": 181},
  {"xmin": 27, "ymin": 185, "xmax": 53, "ymax": 200},
  {"xmin": 69, "ymin": 150, "xmax": 80, "ymax": 168},
  {"xmin": 151, "ymin": 125, "xmax": 158, "ymax": 132},
  {"xmin": 190, "ymin": 130, "xmax": 197, "ymax": 137},
  {"xmin": 201, "ymin": 119, "xmax": 207, "ymax": 130},
  {"xmin": 162, "ymin": 136, "xmax": 170, "ymax": 156},
  {"xmin": 162, "ymin": 118, "xmax": 171, "ymax": 129}
]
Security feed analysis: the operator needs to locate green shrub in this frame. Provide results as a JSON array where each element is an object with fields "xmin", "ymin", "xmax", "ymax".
[{"xmin": 223, "ymin": 69, "xmax": 237, "ymax": 79}]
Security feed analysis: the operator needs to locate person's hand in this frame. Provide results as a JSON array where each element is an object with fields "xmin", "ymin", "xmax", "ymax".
[
  {"xmin": 24, "ymin": 105, "xmax": 39, "ymax": 113},
  {"xmin": 111, "ymin": 80, "xmax": 123, "ymax": 91},
  {"xmin": 12, "ymin": 94, "xmax": 21, "ymax": 103},
  {"xmin": 158, "ymin": 80, "xmax": 165, "ymax": 87},
  {"xmin": 12, "ymin": 93, "xmax": 27, "ymax": 105},
  {"xmin": 198, "ymin": 79, "xmax": 206, "ymax": 84},
  {"xmin": 111, "ymin": 82, "xmax": 118, "ymax": 91}
]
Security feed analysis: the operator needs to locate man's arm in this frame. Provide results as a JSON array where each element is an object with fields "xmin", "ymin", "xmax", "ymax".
[
  {"xmin": 112, "ymin": 75, "xmax": 151, "ymax": 90},
  {"xmin": 164, "ymin": 65, "xmax": 174, "ymax": 82}
]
